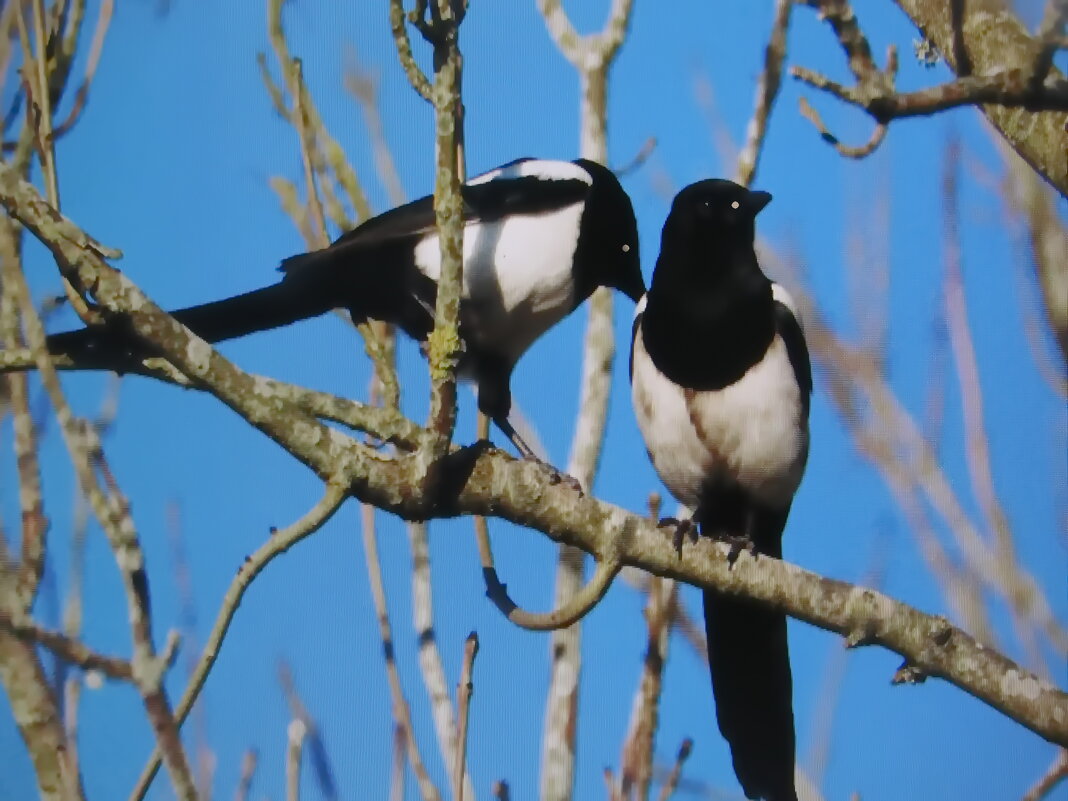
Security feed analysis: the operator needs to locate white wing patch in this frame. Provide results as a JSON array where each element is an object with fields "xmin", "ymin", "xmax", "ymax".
[
  {"xmin": 412, "ymin": 202, "xmax": 584, "ymax": 364},
  {"xmin": 467, "ymin": 159, "xmax": 593, "ymax": 187},
  {"xmin": 771, "ymin": 283, "xmax": 803, "ymax": 327}
]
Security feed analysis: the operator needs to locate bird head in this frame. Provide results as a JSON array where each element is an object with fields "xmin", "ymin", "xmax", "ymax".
[
  {"xmin": 666, "ymin": 179, "xmax": 771, "ymax": 247},
  {"xmin": 574, "ymin": 159, "xmax": 646, "ymax": 304}
]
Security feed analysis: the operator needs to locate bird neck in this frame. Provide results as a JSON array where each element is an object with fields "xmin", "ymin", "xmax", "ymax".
[{"xmin": 643, "ymin": 245, "xmax": 775, "ymax": 390}]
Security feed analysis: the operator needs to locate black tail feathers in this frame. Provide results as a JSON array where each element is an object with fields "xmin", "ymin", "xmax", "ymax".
[
  {"xmin": 45, "ymin": 274, "xmax": 339, "ymax": 367},
  {"xmin": 701, "ymin": 511, "xmax": 797, "ymax": 801}
]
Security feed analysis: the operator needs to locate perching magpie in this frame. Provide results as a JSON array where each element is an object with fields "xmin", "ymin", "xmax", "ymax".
[
  {"xmin": 47, "ymin": 157, "xmax": 645, "ymax": 460},
  {"xmin": 629, "ymin": 179, "xmax": 811, "ymax": 801}
]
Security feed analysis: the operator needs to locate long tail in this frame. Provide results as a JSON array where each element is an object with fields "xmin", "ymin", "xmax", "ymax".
[
  {"xmin": 702, "ymin": 508, "xmax": 797, "ymax": 801},
  {"xmin": 46, "ymin": 272, "xmax": 339, "ymax": 367}
]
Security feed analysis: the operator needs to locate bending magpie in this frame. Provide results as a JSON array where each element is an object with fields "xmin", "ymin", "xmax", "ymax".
[
  {"xmin": 47, "ymin": 157, "xmax": 645, "ymax": 460},
  {"xmin": 629, "ymin": 179, "xmax": 811, "ymax": 801}
]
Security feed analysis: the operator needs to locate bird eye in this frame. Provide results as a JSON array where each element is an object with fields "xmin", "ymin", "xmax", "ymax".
[
  {"xmin": 730, "ymin": 200, "xmax": 740, "ymax": 209},
  {"xmin": 622, "ymin": 244, "xmax": 631, "ymax": 253}
]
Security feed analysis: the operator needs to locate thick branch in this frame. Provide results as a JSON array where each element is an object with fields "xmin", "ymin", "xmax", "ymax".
[
  {"xmin": 891, "ymin": 0, "xmax": 1068, "ymax": 195},
  {"xmin": 2, "ymin": 159, "xmax": 1065, "ymax": 750}
]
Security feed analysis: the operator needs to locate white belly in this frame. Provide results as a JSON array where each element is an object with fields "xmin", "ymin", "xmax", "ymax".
[
  {"xmin": 413, "ymin": 204, "xmax": 581, "ymax": 364},
  {"xmin": 631, "ymin": 325, "xmax": 808, "ymax": 510}
]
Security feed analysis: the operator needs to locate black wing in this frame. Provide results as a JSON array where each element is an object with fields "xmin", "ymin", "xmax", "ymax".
[
  {"xmin": 280, "ymin": 158, "xmax": 593, "ymax": 274},
  {"xmin": 629, "ymin": 308, "xmax": 644, "ymax": 383},
  {"xmin": 773, "ymin": 298, "xmax": 812, "ymax": 417}
]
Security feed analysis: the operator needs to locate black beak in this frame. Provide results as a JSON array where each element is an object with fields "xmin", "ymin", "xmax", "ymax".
[{"xmin": 747, "ymin": 190, "xmax": 772, "ymax": 215}]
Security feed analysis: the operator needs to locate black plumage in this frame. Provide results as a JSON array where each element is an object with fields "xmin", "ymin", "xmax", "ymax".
[
  {"xmin": 630, "ymin": 179, "xmax": 811, "ymax": 801},
  {"xmin": 48, "ymin": 157, "xmax": 645, "ymax": 459}
]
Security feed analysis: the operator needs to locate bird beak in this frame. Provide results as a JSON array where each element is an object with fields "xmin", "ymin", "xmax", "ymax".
[{"xmin": 747, "ymin": 190, "xmax": 773, "ymax": 215}]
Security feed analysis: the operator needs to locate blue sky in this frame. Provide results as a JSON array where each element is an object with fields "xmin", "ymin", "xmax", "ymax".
[{"xmin": 2, "ymin": 1, "xmax": 1066, "ymax": 800}]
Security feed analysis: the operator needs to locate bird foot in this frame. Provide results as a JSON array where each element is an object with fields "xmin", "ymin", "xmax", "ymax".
[
  {"xmin": 657, "ymin": 517, "xmax": 698, "ymax": 558},
  {"xmin": 523, "ymin": 454, "xmax": 584, "ymax": 496},
  {"xmin": 707, "ymin": 533, "xmax": 755, "ymax": 568}
]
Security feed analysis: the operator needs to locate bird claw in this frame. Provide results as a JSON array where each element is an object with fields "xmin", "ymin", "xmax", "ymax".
[
  {"xmin": 717, "ymin": 534, "xmax": 755, "ymax": 568},
  {"xmin": 657, "ymin": 517, "xmax": 698, "ymax": 558}
]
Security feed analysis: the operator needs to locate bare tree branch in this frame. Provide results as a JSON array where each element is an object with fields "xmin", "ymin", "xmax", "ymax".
[
  {"xmin": 362, "ymin": 504, "xmax": 443, "ymax": 801},
  {"xmin": 1022, "ymin": 749, "xmax": 1068, "ymax": 801},
  {"xmin": 735, "ymin": 0, "xmax": 793, "ymax": 187},
  {"xmin": 408, "ymin": 522, "xmax": 476, "ymax": 801},
  {"xmin": 130, "ymin": 484, "xmax": 348, "ymax": 801},
  {"xmin": 889, "ymin": 0, "xmax": 1068, "ymax": 196},
  {"xmin": 2, "ymin": 160, "xmax": 1066, "ymax": 754},
  {"xmin": 535, "ymin": 2, "xmax": 634, "ymax": 797},
  {"xmin": 454, "ymin": 632, "xmax": 478, "ymax": 801}
]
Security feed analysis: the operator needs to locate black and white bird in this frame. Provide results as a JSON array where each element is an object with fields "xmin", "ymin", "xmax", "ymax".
[
  {"xmin": 48, "ymin": 157, "xmax": 645, "ymax": 460},
  {"xmin": 629, "ymin": 179, "xmax": 811, "ymax": 801}
]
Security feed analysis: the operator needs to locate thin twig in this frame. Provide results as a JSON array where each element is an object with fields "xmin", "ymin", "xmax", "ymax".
[
  {"xmin": 797, "ymin": 96, "xmax": 888, "ymax": 159},
  {"xmin": 1021, "ymin": 749, "xmax": 1068, "ymax": 801},
  {"xmin": 234, "ymin": 749, "xmax": 258, "ymax": 801},
  {"xmin": 0, "ymin": 615, "xmax": 133, "ymax": 680},
  {"xmin": 735, "ymin": 0, "xmax": 793, "ymax": 187},
  {"xmin": 536, "ymin": 3, "xmax": 635, "ymax": 797},
  {"xmin": 942, "ymin": 135, "xmax": 1044, "ymax": 671},
  {"xmin": 286, "ymin": 718, "xmax": 307, "ymax": 801},
  {"xmin": 389, "ymin": 726, "xmax": 406, "ymax": 801},
  {"xmin": 51, "ymin": 0, "xmax": 113, "ymax": 139},
  {"xmin": 278, "ymin": 661, "xmax": 339, "ymax": 801},
  {"xmin": 407, "ymin": 522, "xmax": 476, "ymax": 801},
  {"xmin": 454, "ymin": 632, "xmax": 478, "ymax": 801},
  {"xmin": 654, "ymin": 739, "xmax": 693, "ymax": 801},
  {"xmin": 361, "ymin": 503, "xmax": 443, "ymax": 801},
  {"xmin": 129, "ymin": 485, "xmax": 348, "ymax": 801}
]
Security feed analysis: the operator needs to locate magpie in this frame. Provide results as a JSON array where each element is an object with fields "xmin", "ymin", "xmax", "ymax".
[
  {"xmin": 629, "ymin": 179, "xmax": 811, "ymax": 801},
  {"xmin": 47, "ymin": 157, "xmax": 645, "ymax": 461}
]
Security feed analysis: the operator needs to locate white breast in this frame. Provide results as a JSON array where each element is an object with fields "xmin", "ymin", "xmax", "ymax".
[
  {"xmin": 413, "ymin": 203, "xmax": 583, "ymax": 364},
  {"xmin": 631, "ymin": 297, "xmax": 808, "ymax": 511}
]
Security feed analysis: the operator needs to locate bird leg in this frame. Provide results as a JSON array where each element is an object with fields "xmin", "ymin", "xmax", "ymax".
[
  {"xmin": 494, "ymin": 415, "xmax": 584, "ymax": 495},
  {"xmin": 657, "ymin": 517, "xmax": 699, "ymax": 557}
]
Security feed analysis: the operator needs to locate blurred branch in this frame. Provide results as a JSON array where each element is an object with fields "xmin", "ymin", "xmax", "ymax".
[
  {"xmin": 167, "ymin": 501, "xmax": 215, "ymax": 801},
  {"xmin": 735, "ymin": 0, "xmax": 793, "ymax": 187},
  {"xmin": 0, "ymin": 614, "xmax": 132, "ymax": 680},
  {"xmin": 51, "ymin": 0, "xmax": 112, "ymax": 140},
  {"xmin": 620, "ymin": 575, "xmax": 678, "ymax": 801},
  {"xmin": 407, "ymin": 522, "xmax": 476, "ymax": 801},
  {"xmin": 361, "ymin": 504, "xmax": 443, "ymax": 801},
  {"xmin": 285, "ymin": 718, "xmax": 306, "ymax": 801},
  {"xmin": 1022, "ymin": 749, "xmax": 1068, "ymax": 801},
  {"xmin": 262, "ymin": 0, "xmax": 397, "ymax": 406},
  {"xmin": 653, "ymin": 739, "xmax": 693, "ymax": 801},
  {"xmin": 234, "ymin": 749, "xmax": 258, "ymax": 801},
  {"xmin": 389, "ymin": 725, "xmax": 407, "ymax": 801},
  {"xmin": 941, "ymin": 136, "xmax": 1043, "ymax": 671},
  {"xmin": 130, "ymin": 484, "xmax": 348, "ymax": 801},
  {"xmin": 454, "ymin": 632, "xmax": 478, "ymax": 801},
  {"xmin": 279, "ymin": 662, "xmax": 338, "ymax": 801},
  {"xmin": 536, "ymin": 2, "xmax": 634, "ymax": 798},
  {"xmin": 790, "ymin": 281, "xmax": 1068, "ymax": 659}
]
